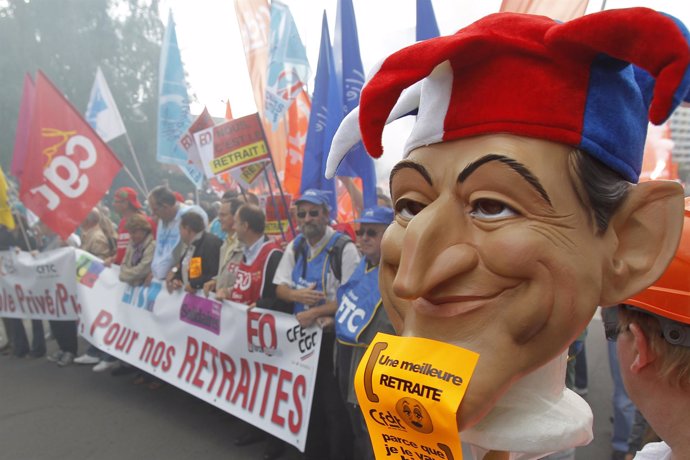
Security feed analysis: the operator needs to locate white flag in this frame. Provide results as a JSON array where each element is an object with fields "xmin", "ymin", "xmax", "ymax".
[{"xmin": 85, "ymin": 67, "xmax": 127, "ymax": 142}]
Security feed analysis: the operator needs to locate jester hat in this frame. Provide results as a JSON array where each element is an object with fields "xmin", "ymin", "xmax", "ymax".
[{"xmin": 326, "ymin": 8, "xmax": 690, "ymax": 183}]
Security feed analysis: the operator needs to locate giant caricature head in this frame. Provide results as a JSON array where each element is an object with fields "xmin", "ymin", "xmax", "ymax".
[{"xmin": 327, "ymin": 8, "xmax": 688, "ymax": 435}]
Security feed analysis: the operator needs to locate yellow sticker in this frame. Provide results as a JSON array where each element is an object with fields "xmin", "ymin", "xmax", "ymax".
[
  {"xmin": 355, "ymin": 333, "xmax": 479, "ymax": 460},
  {"xmin": 189, "ymin": 257, "xmax": 202, "ymax": 279}
]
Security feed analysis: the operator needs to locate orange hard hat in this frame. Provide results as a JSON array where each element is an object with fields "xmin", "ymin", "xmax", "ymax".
[{"xmin": 625, "ymin": 197, "xmax": 690, "ymax": 325}]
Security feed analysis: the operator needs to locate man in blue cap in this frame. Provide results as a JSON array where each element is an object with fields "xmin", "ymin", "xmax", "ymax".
[
  {"xmin": 273, "ymin": 188, "xmax": 360, "ymax": 460},
  {"xmin": 333, "ymin": 205, "xmax": 396, "ymax": 460}
]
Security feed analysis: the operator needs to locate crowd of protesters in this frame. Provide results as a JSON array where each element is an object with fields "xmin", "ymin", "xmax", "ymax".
[
  {"xmin": 0, "ymin": 182, "xmax": 672, "ymax": 460},
  {"xmin": 0, "ymin": 183, "xmax": 398, "ymax": 460}
]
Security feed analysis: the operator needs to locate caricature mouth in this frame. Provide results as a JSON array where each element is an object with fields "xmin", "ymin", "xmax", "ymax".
[{"xmin": 411, "ymin": 293, "xmax": 502, "ymax": 318}]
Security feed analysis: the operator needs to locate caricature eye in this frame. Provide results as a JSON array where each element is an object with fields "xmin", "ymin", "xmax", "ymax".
[
  {"xmin": 470, "ymin": 199, "xmax": 518, "ymax": 220},
  {"xmin": 395, "ymin": 198, "xmax": 426, "ymax": 220}
]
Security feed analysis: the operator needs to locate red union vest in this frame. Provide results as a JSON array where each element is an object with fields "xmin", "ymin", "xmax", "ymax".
[{"xmin": 229, "ymin": 239, "xmax": 282, "ymax": 305}]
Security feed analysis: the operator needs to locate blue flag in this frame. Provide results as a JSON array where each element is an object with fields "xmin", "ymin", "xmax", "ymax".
[
  {"xmin": 333, "ymin": 0, "xmax": 377, "ymax": 210},
  {"xmin": 266, "ymin": 1, "xmax": 310, "ymax": 127},
  {"xmin": 85, "ymin": 67, "xmax": 127, "ymax": 143},
  {"xmin": 157, "ymin": 11, "xmax": 195, "ymax": 167},
  {"xmin": 416, "ymin": 0, "xmax": 440, "ymax": 41},
  {"xmin": 179, "ymin": 164, "xmax": 204, "ymax": 189},
  {"xmin": 300, "ymin": 12, "xmax": 338, "ymax": 217}
]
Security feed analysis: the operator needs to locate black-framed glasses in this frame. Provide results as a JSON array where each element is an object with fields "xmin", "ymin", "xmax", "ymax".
[
  {"xmin": 604, "ymin": 322, "xmax": 629, "ymax": 342},
  {"xmin": 356, "ymin": 228, "xmax": 379, "ymax": 238},
  {"xmin": 297, "ymin": 210, "xmax": 320, "ymax": 219}
]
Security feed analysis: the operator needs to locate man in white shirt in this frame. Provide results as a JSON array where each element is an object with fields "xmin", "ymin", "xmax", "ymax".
[
  {"xmin": 146, "ymin": 186, "xmax": 207, "ymax": 286},
  {"xmin": 273, "ymin": 188, "xmax": 360, "ymax": 460}
]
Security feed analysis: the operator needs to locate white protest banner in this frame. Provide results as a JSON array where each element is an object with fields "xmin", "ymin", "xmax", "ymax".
[
  {"xmin": 74, "ymin": 250, "xmax": 321, "ymax": 451},
  {"xmin": 0, "ymin": 248, "xmax": 79, "ymax": 320}
]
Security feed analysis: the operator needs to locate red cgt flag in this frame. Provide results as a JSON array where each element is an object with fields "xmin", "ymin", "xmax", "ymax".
[{"xmin": 19, "ymin": 71, "xmax": 122, "ymax": 240}]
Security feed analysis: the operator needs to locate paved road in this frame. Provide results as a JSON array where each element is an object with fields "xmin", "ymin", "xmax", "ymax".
[{"xmin": 0, "ymin": 315, "xmax": 620, "ymax": 460}]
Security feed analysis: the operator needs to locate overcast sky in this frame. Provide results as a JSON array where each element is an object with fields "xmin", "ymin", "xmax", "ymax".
[{"xmin": 157, "ymin": 0, "xmax": 690, "ymax": 183}]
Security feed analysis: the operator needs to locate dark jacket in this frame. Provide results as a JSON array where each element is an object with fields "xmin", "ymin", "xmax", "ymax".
[{"xmin": 173, "ymin": 231, "xmax": 222, "ymax": 290}]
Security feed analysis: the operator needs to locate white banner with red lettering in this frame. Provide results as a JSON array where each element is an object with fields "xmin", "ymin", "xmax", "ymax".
[
  {"xmin": 72, "ymin": 250, "xmax": 321, "ymax": 451},
  {"xmin": 0, "ymin": 248, "xmax": 79, "ymax": 320}
]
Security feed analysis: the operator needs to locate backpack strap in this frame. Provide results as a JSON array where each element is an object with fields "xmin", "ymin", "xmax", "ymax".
[
  {"xmin": 326, "ymin": 233, "xmax": 354, "ymax": 283},
  {"xmin": 292, "ymin": 235, "xmax": 308, "ymax": 279}
]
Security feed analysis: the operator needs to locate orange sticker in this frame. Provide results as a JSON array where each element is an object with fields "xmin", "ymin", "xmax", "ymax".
[
  {"xmin": 189, "ymin": 257, "xmax": 202, "ymax": 279},
  {"xmin": 355, "ymin": 333, "xmax": 479, "ymax": 460}
]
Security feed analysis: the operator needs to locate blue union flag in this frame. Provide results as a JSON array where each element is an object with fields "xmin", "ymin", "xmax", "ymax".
[
  {"xmin": 332, "ymin": 0, "xmax": 377, "ymax": 210},
  {"xmin": 157, "ymin": 10, "xmax": 195, "ymax": 167},
  {"xmin": 265, "ymin": 1, "xmax": 310, "ymax": 126}
]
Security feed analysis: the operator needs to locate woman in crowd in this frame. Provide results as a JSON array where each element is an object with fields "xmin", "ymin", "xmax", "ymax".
[
  {"xmin": 111, "ymin": 213, "xmax": 156, "ymax": 379},
  {"xmin": 119, "ymin": 213, "xmax": 155, "ymax": 286}
]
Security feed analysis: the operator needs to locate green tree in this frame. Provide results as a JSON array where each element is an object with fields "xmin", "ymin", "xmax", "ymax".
[{"xmin": 0, "ymin": 0, "xmax": 169, "ymax": 197}]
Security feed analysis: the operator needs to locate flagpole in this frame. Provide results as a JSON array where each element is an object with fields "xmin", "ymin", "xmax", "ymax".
[
  {"xmin": 4, "ymin": 180, "xmax": 34, "ymax": 251},
  {"xmin": 257, "ymin": 115, "xmax": 297, "ymax": 237},
  {"xmin": 120, "ymin": 162, "xmax": 147, "ymax": 197},
  {"xmin": 122, "ymin": 133, "xmax": 149, "ymax": 195},
  {"xmin": 238, "ymin": 185, "xmax": 249, "ymax": 203},
  {"xmin": 14, "ymin": 212, "xmax": 34, "ymax": 251}
]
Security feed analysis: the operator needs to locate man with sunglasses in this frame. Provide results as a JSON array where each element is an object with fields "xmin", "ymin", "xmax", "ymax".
[
  {"xmin": 334, "ymin": 206, "xmax": 396, "ymax": 460},
  {"xmin": 273, "ymin": 188, "xmax": 360, "ymax": 460},
  {"xmin": 608, "ymin": 198, "xmax": 690, "ymax": 460}
]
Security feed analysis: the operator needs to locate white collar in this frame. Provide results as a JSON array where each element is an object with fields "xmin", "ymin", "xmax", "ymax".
[{"xmin": 461, "ymin": 351, "xmax": 593, "ymax": 459}]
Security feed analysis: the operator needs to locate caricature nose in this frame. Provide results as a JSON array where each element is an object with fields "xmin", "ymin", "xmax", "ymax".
[{"xmin": 392, "ymin": 200, "xmax": 478, "ymax": 299}]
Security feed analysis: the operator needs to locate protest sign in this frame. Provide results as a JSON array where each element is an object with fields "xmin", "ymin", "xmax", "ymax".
[
  {"xmin": 355, "ymin": 333, "xmax": 479, "ymax": 460},
  {"xmin": 195, "ymin": 113, "xmax": 270, "ymax": 177},
  {"xmin": 261, "ymin": 193, "xmax": 293, "ymax": 237},
  {"xmin": 178, "ymin": 107, "xmax": 215, "ymax": 171},
  {"xmin": 0, "ymin": 248, "xmax": 78, "ymax": 320},
  {"xmin": 230, "ymin": 160, "xmax": 269, "ymax": 189}
]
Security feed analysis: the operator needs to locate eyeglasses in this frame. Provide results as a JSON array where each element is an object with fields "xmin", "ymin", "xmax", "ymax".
[
  {"xmin": 604, "ymin": 322, "xmax": 629, "ymax": 342},
  {"xmin": 297, "ymin": 210, "xmax": 320, "ymax": 219},
  {"xmin": 356, "ymin": 228, "xmax": 379, "ymax": 238}
]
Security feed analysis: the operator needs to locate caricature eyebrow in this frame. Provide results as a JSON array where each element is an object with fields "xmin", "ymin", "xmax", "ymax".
[
  {"xmin": 389, "ymin": 160, "xmax": 433, "ymax": 193},
  {"xmin": 458, "ymin": 154, "xmax": 552, "ymax": 206}
]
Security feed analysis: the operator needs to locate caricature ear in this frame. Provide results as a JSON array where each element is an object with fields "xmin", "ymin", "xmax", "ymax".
[{"xmin": 600, "ymin": 180, "xmax": 685, "ymax": 306}]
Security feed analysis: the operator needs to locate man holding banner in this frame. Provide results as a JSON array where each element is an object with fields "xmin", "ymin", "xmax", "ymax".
[
  {"xmin": 228, "ymin": 203, "xmax": 290, "ymax": 459},
  {"xmin": 170, "ymin": 211, "xmax": 221, "ymax": 293},
  {"xmin": 203, "ymin": 198, "xmax": 244, "ymax": 300},
  {"xmin": 147, "ymin": 186, "xmax": 207, "ymax": 289}
]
